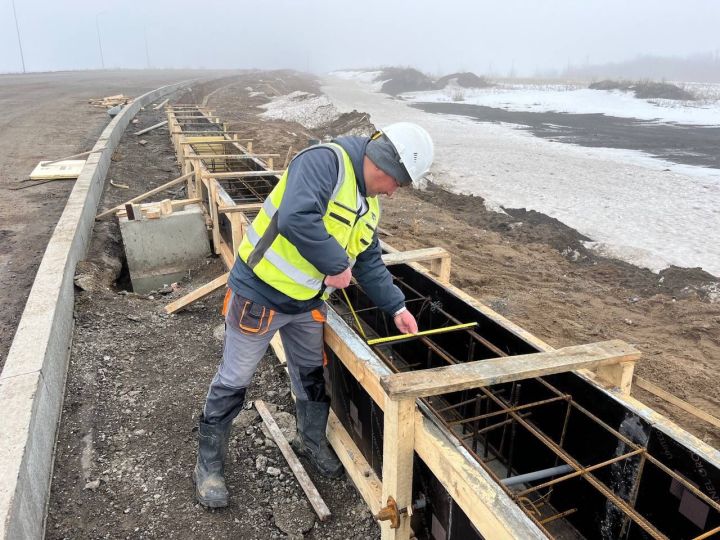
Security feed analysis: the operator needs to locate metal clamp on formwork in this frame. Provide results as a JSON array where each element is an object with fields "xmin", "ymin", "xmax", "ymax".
[{"xmin": 375, "ymin": 495, "xmax": 426, "ymax": 529}]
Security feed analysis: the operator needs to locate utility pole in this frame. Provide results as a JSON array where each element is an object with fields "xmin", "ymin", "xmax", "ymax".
[
  {"xmin": 11, "ymin": 0, "xmax": 26, "ymax": 73},
  {"xmin": 144, "ymin": 26, "xmax": 151, "ymax": 68},
  {"xmin": 96, "ymin": 13, "xmax": 105, "ymax": 69}
]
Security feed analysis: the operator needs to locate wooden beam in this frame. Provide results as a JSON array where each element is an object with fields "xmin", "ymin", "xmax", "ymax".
[
  {"xmin": 380, "ymin": 398, "xmax": 415, "ymax": 539},
  {"xmin": 187, "ymin": 153, "xmax": 280, "ymax": 159},
  {"xmin": 114, "ymin": 198, "xmax": 201, "ymax": 218},
  {"xmin": 255, "ymin": 400, "xmax": 331, "ymax": 522},
  {"xmin": 326, "ymin": 410, "xmax": 382, "ymax": 514},
  {"xmin": 218, "ymin": 203, "xmax": 263, "ymax": 214},
  {"xmin": 596, "ymin": 361, "xmax": 635, "ymax": 395},
  {"xmin": 634, "ymin": 376, "xmax": 720, "ymax": 430},
  {"xmin": 95, "ymin": 172, "xmax": 194, "ymax": 219},
  {"xmin": 163, "ymin": 273, "xmax": 229, "ymax": 314},
  {"xmin": 134, "ymin": 120, "xmax": 168, "ymax": 136},
  {"xmin": 153, "ymin": 98, "xmax": 169, "ymax": 110},
  {"xmin": 203, "ymin": 170, "xmax": 284, "ymax": 179},
  {"xmin": 380, "ymin": 340, "xmax": 641, "ymax": 400}
]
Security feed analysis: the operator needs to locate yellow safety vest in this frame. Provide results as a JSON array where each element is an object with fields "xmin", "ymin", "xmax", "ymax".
[{"xmin": 238, "ymin": 143, "xmax": 380, "ymax": 300}]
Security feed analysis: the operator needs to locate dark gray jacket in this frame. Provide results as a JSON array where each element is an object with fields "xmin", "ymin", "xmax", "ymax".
[{"xmin": 228, "ymin": 136, "xmax": 405, "ymax": 315}]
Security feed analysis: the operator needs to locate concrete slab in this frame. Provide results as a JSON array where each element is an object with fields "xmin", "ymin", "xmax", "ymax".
[{"xmin": 120, "ymin": 204, "xmax": 210, "ymax": 293}]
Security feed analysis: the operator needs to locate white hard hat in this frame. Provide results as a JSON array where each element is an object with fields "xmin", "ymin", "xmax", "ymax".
[{"xmin": 382, "ymin": 122, "xmax": 434, "ymax": 183}]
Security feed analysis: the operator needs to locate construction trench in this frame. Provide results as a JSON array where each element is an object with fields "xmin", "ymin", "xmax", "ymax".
[{"xmin": 114, "ymin": 101, "xmax": 720, "ymax": 540}]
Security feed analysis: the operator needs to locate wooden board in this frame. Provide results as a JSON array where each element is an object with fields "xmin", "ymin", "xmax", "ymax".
[
  {"xmin": 381, "ymin": 247, "xmax": 449, "ymax": 266},
  {"xmin": 380, "ymin": 340, "xmax": 640, "ymax": 400},
  {"xmin": 255, "ymin": 400, "xmax": 331, "ymax": 522},
  {"xmin": 29, "ymin": 160, "xmax": 86, "ymax": 180},
  {"xmin": 380, "ymin": 398, "xmax": 415, "ymax": 539},
  {"xmin": 326, "ymin": 410, "xmax": 382, "ymax": 514},
  {"xmin": 163, "ymin": 273, "xmax": 229, "ymax": 314},
  {"xmin": 634, "ymin": 376, "xmax": 720, "ymax": 430}
]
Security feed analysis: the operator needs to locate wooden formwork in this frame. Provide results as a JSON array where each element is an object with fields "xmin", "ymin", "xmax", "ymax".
[{"xmin": 154, "ymin": 105, "xmax": 704, "ymax": 540}]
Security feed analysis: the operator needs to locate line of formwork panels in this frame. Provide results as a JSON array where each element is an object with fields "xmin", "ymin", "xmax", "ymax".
[
  {"xmin": 165, "ymin": 107, "xmax": 281, "ymax": 268},
  {"xmin": 160, "ymin": 109, "xmax": 719, "ymax": 540},
  {"xmin": 325, "ymin": 257, "xmax": 720, "ymax": 540}
]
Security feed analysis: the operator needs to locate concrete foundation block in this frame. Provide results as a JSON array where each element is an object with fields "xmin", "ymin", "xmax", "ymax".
[{"xmin": 119, "ymin": 203, "xmax": 210, "ymax": 293}]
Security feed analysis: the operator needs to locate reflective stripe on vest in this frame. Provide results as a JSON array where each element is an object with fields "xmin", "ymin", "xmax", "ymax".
[{"xmin": 238, "ymin": 143, "xmax": 380, "ymax": 301}]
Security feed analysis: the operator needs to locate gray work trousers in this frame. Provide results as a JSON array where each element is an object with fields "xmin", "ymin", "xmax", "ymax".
[{"xmin": 203, "ymin": 289, "xmax": 328, "ymax": 425}]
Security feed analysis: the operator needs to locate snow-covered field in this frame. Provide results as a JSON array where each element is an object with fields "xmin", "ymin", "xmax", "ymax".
[
  {"xmin": 402, "ymin": 83, "xmax": 720, "ymax": 126},
  {"xmin": 263, "ymin": 72, "xmax": 720, "ymax": 277}
]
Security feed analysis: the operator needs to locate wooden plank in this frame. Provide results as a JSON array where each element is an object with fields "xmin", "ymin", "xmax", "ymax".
[
  {"xmin": 380, "ymin": 398, "xmax": 415, "ymax": 539},
  {"xmin": 203, "ymin": 170, "xmax": 285, "ymax": 179},
  {"xmin": 188, "ymin": 153, "xmax": 280, "ymax": 159},
  {"xmin": 95, "ymin": 172, "xmax": 194, "ymax": 219},
  {"xmin": 381, "ymin": 247, "xmax": 449, "ymax": 267},
  {"xmin": 115, "ymin": 198, "xmax": 201, "ymax": 218},
  {"xmin": 380, "ymin": 340, "xmax": 641, "ymax": 400},
  {"xmin": 153, "ymin": 98, "xmax": 169, "ymax": 110},
  {"xmin": 134, "ymin": 120, "xmax": 168, "ymax": 136},
  {"xmin": 208, "ymin": 178, "xmax": 221, "ymax": 254},
  {"xmin": 255, "ymin": 400, "xmax": 331, "ymax": 522},
  {"xmin": 326, "ymin": 410, "xmax": 382, "ymax": 515},
  {"xmin": 218, "ymin": 203, "xmax": 263, "ymax": 214},
  {"xmin": 163, "ymin": 273, "xmax": 229, "ymax": 314},
  {"xmin": 634, "ymin": 376, "xmax": 720, "ymax": 430},
  {"xmin": 228, "ymin": 212, "xmax": 243, "ymax": 254}
]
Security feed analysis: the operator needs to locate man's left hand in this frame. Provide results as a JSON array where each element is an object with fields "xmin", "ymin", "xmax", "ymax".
[{"xmin": 394, "ymin": 310, "xmax": 418, "ymax": 334}]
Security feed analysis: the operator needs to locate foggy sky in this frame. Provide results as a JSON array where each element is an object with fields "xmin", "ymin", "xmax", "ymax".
[{"xmin": 1, "ymin": 0, "xmax": 718, "ymax": 77}]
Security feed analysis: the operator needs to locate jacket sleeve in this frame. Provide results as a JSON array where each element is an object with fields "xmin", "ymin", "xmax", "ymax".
[
  {"xmin": 352, "ymin": 235, "xmax": 406, "ymax": 315},
  {"xmin": 276, "ymin": 148, "xmax": 350, "ymax": 276}
]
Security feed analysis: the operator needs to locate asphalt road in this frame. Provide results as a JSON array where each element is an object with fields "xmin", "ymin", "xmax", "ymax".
[
  {"xmin": 0, "ymin": 70, "xmax": 221, "ymax": 367},
  {"xmin": 414, "ymin": 102, "xmax": 720, "ymax": 169}
]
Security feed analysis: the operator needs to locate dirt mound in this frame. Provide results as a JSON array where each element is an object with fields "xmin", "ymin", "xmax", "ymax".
[
  {"xmin": 436, "ymin": 72, "xmax": 492, "ymax": 89},
  {"xmin": 376, "ymin": 67, "xmax": 438, "ymax": 95},
  {"xmin": 589, "ymin": 80, "xmax": 695, "ymax": 100}
]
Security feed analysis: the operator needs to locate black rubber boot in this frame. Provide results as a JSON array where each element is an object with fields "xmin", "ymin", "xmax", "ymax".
[
  {"xmin": 291, "ymin": 400, "xmax": 343, "ymax": 478},
  {"xmin": 193, "ymin": 419, "xmax": 231, "ymax": 508}
]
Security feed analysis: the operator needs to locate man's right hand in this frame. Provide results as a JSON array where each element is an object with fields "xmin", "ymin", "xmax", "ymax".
[{"xmin": 324, "ymin": 267, "xmax": 352, "ymax": 289}]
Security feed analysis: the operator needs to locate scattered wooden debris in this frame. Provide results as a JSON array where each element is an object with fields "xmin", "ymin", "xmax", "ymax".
[
  {"xmin": 109, "ymin": 180, "xmax": 129, "ymax": 189},
  {"xmin": 89, "ymin": 94, "xmax": 132, "ymax": 108},
  {"xmin": 138, "ymin": 139, "xmax": 148, "ymax": 146},
  {"xmin": 95, "ymin": 171, "xmax": 193, "ymax": 219},
  {"xmin": 255, "ymin": 400, "xmax": 331, "ymax": 522}
]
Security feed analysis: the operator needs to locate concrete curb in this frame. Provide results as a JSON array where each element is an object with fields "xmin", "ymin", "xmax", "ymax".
[{"xmin": 0, "ymin": 80, "xmax": 192, "ymax": 539}]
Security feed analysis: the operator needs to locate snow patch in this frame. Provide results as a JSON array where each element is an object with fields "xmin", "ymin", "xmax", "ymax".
[
  {"xmin": 259, "ymin": 91, "xmax": 339, "ymax": 129},
  {"xmin": 322, "ymin": 74, "xmax": 720, "ymax": 277},
  {"xmin": 402, "ymin": 84, "xmax": 720, "ymax": 126}
]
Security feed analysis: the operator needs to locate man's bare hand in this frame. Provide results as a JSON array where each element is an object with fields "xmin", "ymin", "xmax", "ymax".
[
  {"xmin": 324, "ymin": 267, "xmax": 352, "ymax": 289},
  {"xmin": 394, "ymin": 310, "xmax": 418, "ymax": 334}
]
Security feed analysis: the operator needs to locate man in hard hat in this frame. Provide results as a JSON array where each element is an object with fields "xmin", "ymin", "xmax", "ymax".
[{"xmin": 194, "ymin": 122, "xmax": 434, "ymax": 508}]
